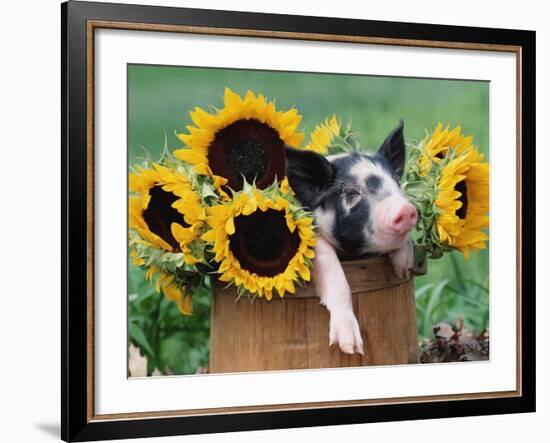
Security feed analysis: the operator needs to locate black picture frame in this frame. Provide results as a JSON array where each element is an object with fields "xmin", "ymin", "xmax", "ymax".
[{"xmin": 62, "ymin": 1, "xmax": 536, "ymax": 441}]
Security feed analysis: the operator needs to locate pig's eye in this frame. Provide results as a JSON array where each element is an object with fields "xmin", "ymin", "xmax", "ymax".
[
  {"xmin": 344, "ymin": 189, "xmax": 360, "ymax": 197},
  {"xmin": 343, "ymin": 188, "xmax": 361, "ymax": 206}
]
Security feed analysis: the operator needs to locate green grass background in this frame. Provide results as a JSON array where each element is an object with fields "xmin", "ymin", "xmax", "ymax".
[{"xmin": 128, "ymin": 64, "xmax": 489, "ymax": 375}]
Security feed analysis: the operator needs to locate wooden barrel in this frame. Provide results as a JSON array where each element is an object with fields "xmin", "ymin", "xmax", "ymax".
[{"xmin": 209, "ymin": 256, "xmax": 418, "ymax": 373}]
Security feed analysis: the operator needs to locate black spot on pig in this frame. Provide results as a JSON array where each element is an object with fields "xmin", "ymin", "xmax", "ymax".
[
  {"xmin": 333, "ymin": 200, "xmax": 373, "ymax": 255},
  {"xmin": 366, "ymin": 175, "xmax": 382, "ymax": 194}
]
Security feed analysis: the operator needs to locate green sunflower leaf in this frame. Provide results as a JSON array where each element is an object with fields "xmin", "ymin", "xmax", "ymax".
[{"xmin": 129, "ymin": 320, "xmax": 155, "ymax": 358}]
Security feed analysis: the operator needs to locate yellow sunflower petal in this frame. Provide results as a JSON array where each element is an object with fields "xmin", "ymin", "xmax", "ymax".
[{"xmin": 177, "ymin": 293, "xmax": 193, "ymax": 316}]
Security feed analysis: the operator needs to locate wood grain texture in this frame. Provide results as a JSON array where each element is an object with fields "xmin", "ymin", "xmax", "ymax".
[{"xmin": 209, "ymin": 256, "xmax": 418, "ymax": 373}]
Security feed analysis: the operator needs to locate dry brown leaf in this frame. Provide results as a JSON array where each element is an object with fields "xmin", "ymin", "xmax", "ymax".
[{"xmin": 420, "ymin": 321, "xmax": 489, "ymax": 363}]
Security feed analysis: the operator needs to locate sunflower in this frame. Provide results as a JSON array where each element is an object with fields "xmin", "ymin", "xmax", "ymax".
[
  {"xmin": 419, "ymin": 123, "xmax": 475, "ymax": 173},
  {"xmin": 174, "ymin": 87, "xmax": 304, "ymax": 194},
  {"xmin": 201, "ymin": 185, "xmax": 316, "ymax": 300},
  {"xmin": 145, "ymin": 266, "xmax": 193, "ymax": 315},
  {"xmin": 304, "ymin": 114, "xmax": 340, "ymax": 154},
  {"xmin": 129, "ymin": 163, "xmax": 205, "ymax": 264},
  {"xmin": 434, "ymin": 148, "xmax": 489, "ymax": 257}
]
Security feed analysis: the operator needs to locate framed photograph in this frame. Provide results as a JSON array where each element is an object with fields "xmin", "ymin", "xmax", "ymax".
[{"xmin": 62, "ymin": 1, "xmax": 535, "ymax": 441}]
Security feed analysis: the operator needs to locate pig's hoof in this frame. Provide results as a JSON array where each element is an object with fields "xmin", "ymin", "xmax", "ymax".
[
  {"xmin": 389, "ymin": 238, "xmax": 414, "ymax": 279},
  {"xmin": 329, "ymin": 310, "xmax": 364, "ymax": 355}
]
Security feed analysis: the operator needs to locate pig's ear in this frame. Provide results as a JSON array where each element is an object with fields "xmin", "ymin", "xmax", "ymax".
[
  {"xmin": 285, "ymin": 147, "xmax": 334, "ymax": 209},
  {"xmin": 377, "ymin": 119, "xmax": 405, "ymax": 178}
]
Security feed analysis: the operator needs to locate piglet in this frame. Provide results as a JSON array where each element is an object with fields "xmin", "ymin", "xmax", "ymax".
[{"xmin": 286, "ymin": 120, "xmax": 417, "ymax": 355}]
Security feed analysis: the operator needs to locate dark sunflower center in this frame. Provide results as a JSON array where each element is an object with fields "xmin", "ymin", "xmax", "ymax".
[
  {"xmin": 208, "ymin": 119, "xmax": 286, "ymax": 191},
  {"xmin": 142, "ymin": 186, "xmax": 188, "ymax": 251},
  {"xmin": 228, "ymin": 138, "xmax": 268, "ymax": 183},
  {"xmin": 455, "ymin": 179, "xmax": 469, "ymax": 220},
  {"xmin": 229, "ymin": 209, "xmax": 300, "ymax": 277}
]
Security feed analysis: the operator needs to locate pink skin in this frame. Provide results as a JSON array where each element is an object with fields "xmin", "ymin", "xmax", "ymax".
[
  {"xmin": 313, "ymin": 237, "xmax": 364, "ymax": 355},
  {"xmin": 372, "ymin": 196, "xmax": 417, "ymax": 252}
]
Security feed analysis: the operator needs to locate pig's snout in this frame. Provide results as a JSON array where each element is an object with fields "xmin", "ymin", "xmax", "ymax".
[{"xmin": 388, "ymin": 203, "xmax": 417, "ymax": 235}]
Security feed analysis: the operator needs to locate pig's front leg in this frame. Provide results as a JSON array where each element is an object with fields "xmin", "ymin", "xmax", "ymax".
[
  {"xmin": 388, "ymin": 236, "xmax": 414, "ymax": 279},
  {"xmin": 312, "ymin": 236, "xmax": 364, "ymax": 355}
]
